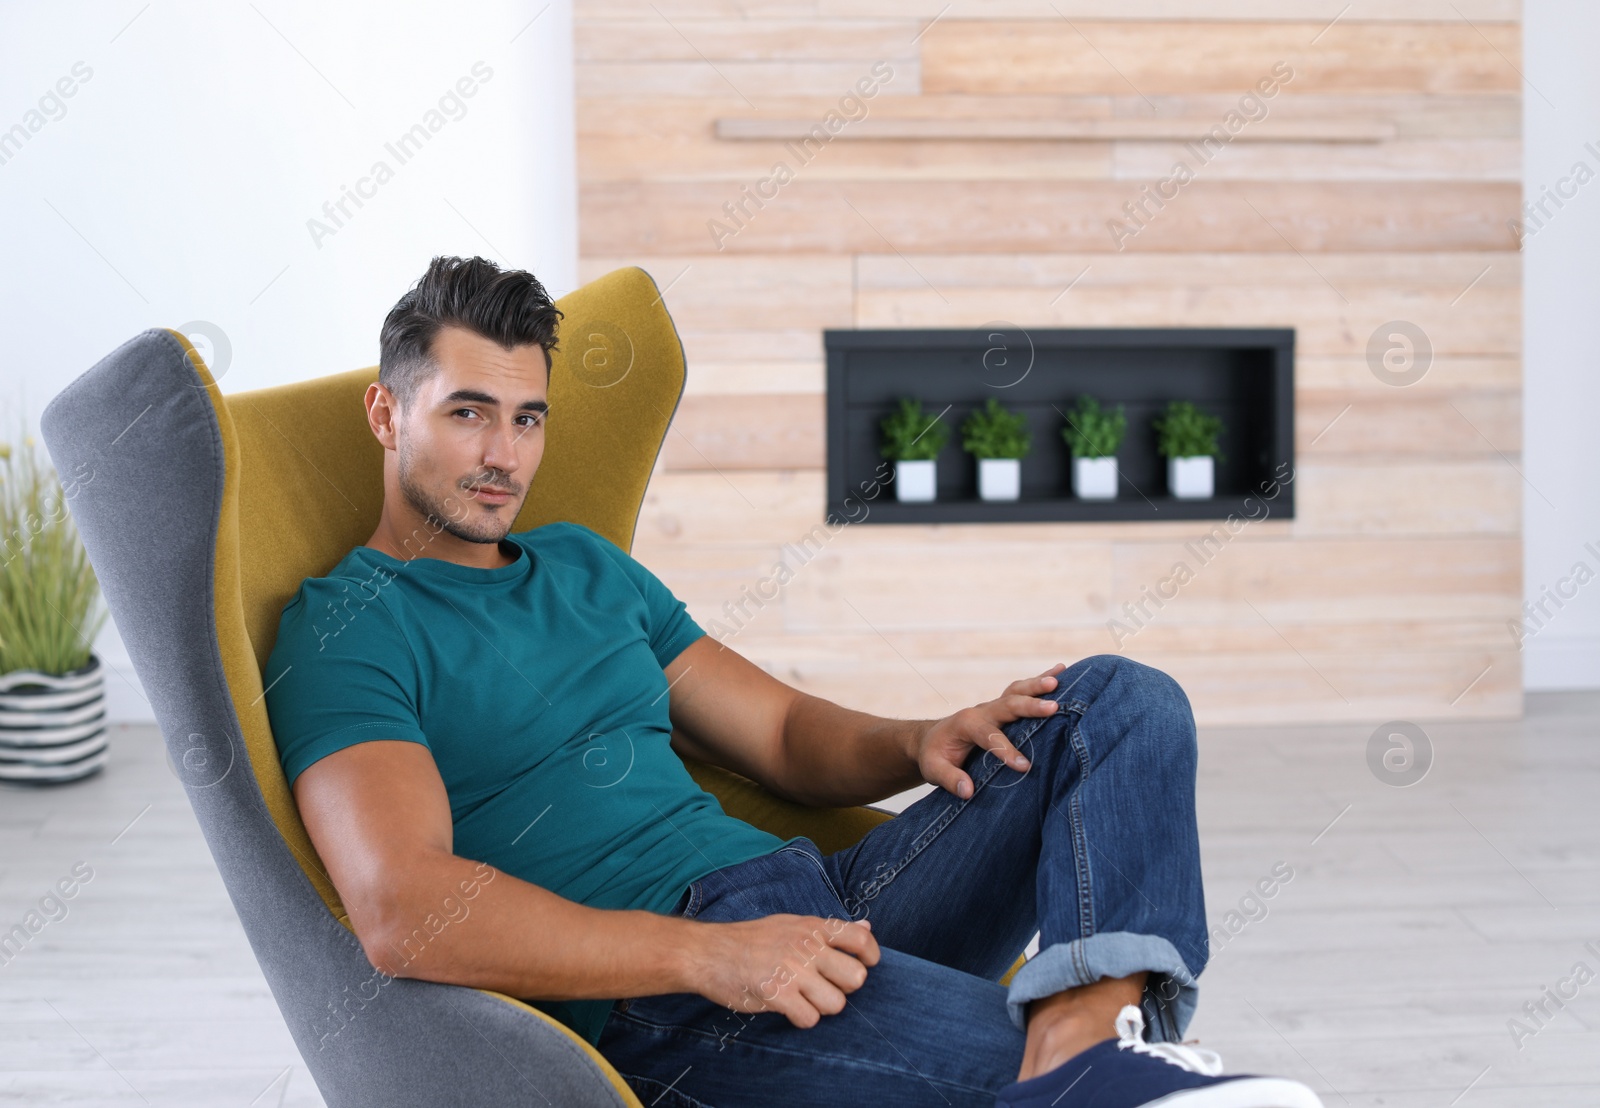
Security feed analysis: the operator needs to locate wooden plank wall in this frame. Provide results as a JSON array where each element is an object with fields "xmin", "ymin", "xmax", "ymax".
[{"xmin": 574, "ymin": 0, "xmax": 1523, "ymax": 725}]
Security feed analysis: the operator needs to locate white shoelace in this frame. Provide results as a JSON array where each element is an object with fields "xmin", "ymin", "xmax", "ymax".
[{"xmin": 1113, "ymin": 1004, "xmax": 1225, "ymax": 1077}]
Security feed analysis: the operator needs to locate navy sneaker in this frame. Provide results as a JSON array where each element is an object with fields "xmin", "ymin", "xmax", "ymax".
[{"xmin": 995, "ymin": 1005, "xmax": 1323, "ymax": 1108}]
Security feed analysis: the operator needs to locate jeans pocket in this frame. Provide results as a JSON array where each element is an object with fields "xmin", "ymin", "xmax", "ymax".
[
  {"xmin": 776, "ymin": 841, "xmax": 852, "ymax": 917},
  {"xmin": 619, "ymin": 1070, "xmax": 714, "ymax": 1108},
  {"xmin": 676, "ymin": 878, "xmax": 704, "ymax": 919}
]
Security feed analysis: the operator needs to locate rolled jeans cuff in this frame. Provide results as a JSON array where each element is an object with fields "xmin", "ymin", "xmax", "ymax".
[{"xmin": 1005, "ymin": 932, "xmax": 1199, "ymax": 1043}]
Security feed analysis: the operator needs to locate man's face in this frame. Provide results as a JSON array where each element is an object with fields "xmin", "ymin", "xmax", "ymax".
[{"xmin": 383, "ymin": 324, "xmax": 548, "ymax": 550}]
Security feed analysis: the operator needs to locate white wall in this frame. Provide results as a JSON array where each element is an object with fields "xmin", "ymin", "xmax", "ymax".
[
  {"xmin": 1523, "ymin": 0, "xmax": 1600, "ymax": 690},
  {"xmin": 0, "ymin": 1, "xmax": 577, "ymax": 721}
]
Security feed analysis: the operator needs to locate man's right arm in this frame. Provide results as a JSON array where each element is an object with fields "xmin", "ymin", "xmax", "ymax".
[{"xmin": 291, "ymin": 739, "xmax": 880, "ymax": 1027}]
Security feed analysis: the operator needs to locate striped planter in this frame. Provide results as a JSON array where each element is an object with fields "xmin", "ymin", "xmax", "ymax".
[{"xmin": 0, "ymin": 654, "xmax": 107, "ymax": 784}]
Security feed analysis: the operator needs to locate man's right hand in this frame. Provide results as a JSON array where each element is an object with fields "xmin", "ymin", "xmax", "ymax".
[{"xmin": 688, "ymin": 913, "xmax": 880, "ymax": 1028}]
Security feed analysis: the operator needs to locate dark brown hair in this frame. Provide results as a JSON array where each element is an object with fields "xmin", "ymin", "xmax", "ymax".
[{"xmin": 378, "ymin": 255, "xmax": 563, "ymax": 412}]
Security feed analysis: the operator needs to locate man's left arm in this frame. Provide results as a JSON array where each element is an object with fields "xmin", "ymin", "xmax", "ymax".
[{"xmin": 665, "ymin": 636, "xmax": 1066, "ymax": 809}]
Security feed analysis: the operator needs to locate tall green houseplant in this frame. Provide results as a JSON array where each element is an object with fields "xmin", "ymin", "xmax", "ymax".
[{"xmin": 0, "ymin": 431, "xmax": 108, "ymax": 677}]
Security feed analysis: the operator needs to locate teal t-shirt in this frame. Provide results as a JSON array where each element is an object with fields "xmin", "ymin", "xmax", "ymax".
[{"xmin": 263, "ymin": 520, "xmax": 797, "ymax": 1045}]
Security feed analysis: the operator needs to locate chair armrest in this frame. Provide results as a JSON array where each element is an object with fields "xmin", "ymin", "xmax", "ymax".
[{"xmin": 681, "ymin": 756, "xmax": 894, "ymax": 855}]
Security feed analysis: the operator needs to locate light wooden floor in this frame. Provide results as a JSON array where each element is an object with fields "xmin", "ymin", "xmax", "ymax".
[{"xmin": 2, "ymin": 694, "xmax": 1596, "ymax": 1106}]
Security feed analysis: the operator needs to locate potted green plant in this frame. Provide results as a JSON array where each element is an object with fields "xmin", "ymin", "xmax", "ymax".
[
  {"xmin": 0, "ymin": 430, "xmax": 110, "ymax": 784},
  {"xmin": 879, "ymin": 397, "xmax": 950, "ymax": 503},
  {"xmin": 1060, "ymin": 395, "xmax": 1126, "ymax": 500},
  {"xmin": 960, "ymin": 397, "xmax": 1031, "ymax": 502},
  {"xmin": 1153, "ymin": 400, "xmax": 1226, "ymax": 499}
]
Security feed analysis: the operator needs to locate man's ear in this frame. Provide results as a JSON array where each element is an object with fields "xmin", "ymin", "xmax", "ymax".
[{"xmin": 365, "ymin": 382, "xmax": 400, "ymax": 450}]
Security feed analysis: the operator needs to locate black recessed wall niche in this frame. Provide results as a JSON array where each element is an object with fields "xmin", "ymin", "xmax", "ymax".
[{"xmin": 824, "ymin": 327, "xmax": 1295, "ymax": 525}]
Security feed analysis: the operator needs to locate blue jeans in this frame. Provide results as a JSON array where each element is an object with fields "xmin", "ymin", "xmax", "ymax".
[{"xmin": 596, "ymin": 654, "xmax": 1207, "ymax": 1108}]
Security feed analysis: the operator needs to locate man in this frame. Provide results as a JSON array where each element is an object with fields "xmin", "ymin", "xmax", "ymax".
[{"xmin": 265, "ymin": 255, "xmax": 1321, "ymax": 1107}]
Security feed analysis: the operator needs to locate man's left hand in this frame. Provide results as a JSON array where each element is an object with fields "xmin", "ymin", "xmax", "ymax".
[{"xmin": 909, "ymin": 663, "xmax": 1069, "ymax": 799}]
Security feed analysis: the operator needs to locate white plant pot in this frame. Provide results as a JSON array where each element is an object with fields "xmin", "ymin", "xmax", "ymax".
[
  {"xmin": 895, "ymin": 459, "xmax": 937, "ymax": 502},
  {"xmin": 1168, "ymin": 455, "xmax": 1215, "ymax": 499},
  {"xmin": 0, "ymin": 654, "xmax": 108, "ymax": 784},
  {"xmin": 978, "ymin": 458, "xmax": 1021, "ymax": 501},
  {"xmin": 1072, "ymin": 456, "xmax": 1118, "ymax": 500}
]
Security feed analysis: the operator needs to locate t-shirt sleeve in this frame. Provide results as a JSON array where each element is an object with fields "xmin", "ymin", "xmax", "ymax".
[
  {"xmin": 570, "ymin": 523, "xmax": 706, "ymax": 668},
  {"xmin": 263, "ymin": 578, "xmax": 430, "ymax": 790}
]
